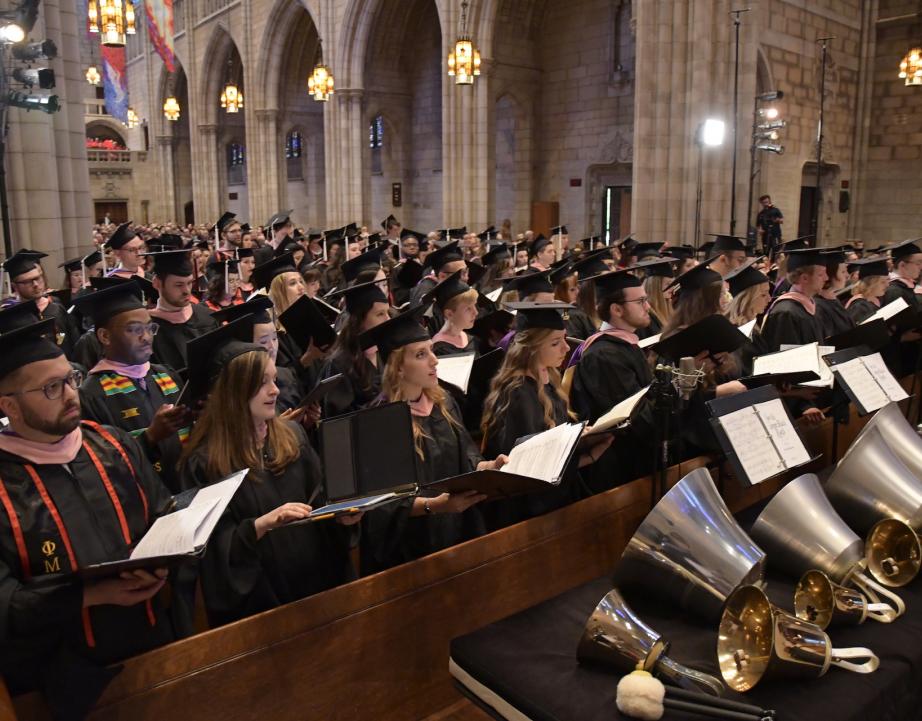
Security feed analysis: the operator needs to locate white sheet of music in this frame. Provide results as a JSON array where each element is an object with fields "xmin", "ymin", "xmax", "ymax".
[
  {"xmin": 861, "ymin": 353, "xmax": 909, "ymax": 402},
  {"xmin": 638, "ymin": 333, "xmax": 661, "ymax": 349},
  {"xmin": 835, "ymin": 357, "xmax": 890, "ymax": 413},
  {"xmin": 754, "ymin": 342, "xmax": 820, "ymax": 376},
  {"xmin": 436, "ymin": 352, "xmax": 476, "ymax": 393},
  {"xmin": 719, "ymin": 406, "xmax": 785, "ymax": 484},
  {"xmin": 861, "ymin": 296, "xmax": 908, "ymax": 324},
  {"xmin": 738, "ymin": 318, "xmax": 757, "ymax": 338},
  {"xmin": 799, "ymin": 345, "xmax": 836, "ymax": 388},
  {"xmin": 486, "ymin": 287, "xmax": 503, "ymax": 302},
  {"xmin": 754, "ymin": 399, "xmax": 811, "ymax": 468},
  {"xmin": 502, "ymin": 422, "xmax": 584, "ymax": 485},
  {"xmin": 589, "ymin": 385, "xmax": 651, "ymax": 433},
  {"xmin": 130, "ymin": 469, "xmax": 247, "ymax": 560}
]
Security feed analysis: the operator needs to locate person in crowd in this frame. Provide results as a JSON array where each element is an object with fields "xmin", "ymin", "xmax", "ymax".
[
  {"xmin": 844, "ymin": 256, "xmax": 890, "ymax": 325},
  {"xmin": 425, "ymin": 271, "xmax": 480, "ymax": 357},
  {"xmin": 760, "ymin": 247, "xmax": 828, "ymax": 351},
  {"xmin": 705, "ymin": 234, "xmax": 748, "ymax": 277},
  {"xmin": 104, "ymin": 223, "xmax": 147, "ymax": 280},
  {"xmin": 528, "ymin": 235, "xmax": 556, "ymax": 272},
  {"xmin": 814, "ymin": 248, "xmax": 855, "ymax": 337}
]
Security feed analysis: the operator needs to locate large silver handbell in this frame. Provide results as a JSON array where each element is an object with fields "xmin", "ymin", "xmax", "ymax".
[
  {"xmin": 850, "ymin": 401, "xmax": 922, "ymax": 482},
  {"xmin": 577, "ymin": 588, "xmax": 724, "ymax": 695},
  {"xmin": 827, "ymin": 424, "xmax": 922, "ymax": 530},
  {"xmin": 751, "ymin": 474, "xmax": 906, "ymax": 622},
  {"xmin": 612, "ymin": 467, "xmax": 766, "ymax": 622}
]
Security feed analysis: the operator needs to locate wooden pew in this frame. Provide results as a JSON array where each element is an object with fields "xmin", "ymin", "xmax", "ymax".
[{"xmin": 5, "ymin": 400, "xmax": 887, "ymax": 720}]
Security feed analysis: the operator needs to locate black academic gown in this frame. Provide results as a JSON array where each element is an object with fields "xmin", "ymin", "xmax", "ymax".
[
  {"xmin": 883, "ymin": 280, "xmax": 922, "ymax": 376},
  {"xmin": 151, "ymin": 303, "xmax": 219, "ymax": 375},
  {"xmin": 759, "ymin": 299, "xmax": 825, "ymax": 352},
  {"xmin": 570, "ymin": 335, "xmax": 653, "ymax": 424},
  {"xmin": 480, "ymin": 377, "xmax": 583, "ymax": 530},
  {"xmin": 565, "ymin": 308, "xmax": 598, "ymax": 341},
  {"xmin": 275, "ymin": 365, "xmax": 304, "ymax": 413},
  {"xmin": 72, "ymin": 329, "xmax": 103, "ymax": 372},
  {"xmin": 816, "ymin": 295, "xmax": 855, "ymax": 338},
  {"xmin": 318, "ymin": 352, "xmax": 381, "ymax": 419},
  {"xmin": 0, "ymin": 423, "xmax": 178, "ymax": 710},
  {"xmin": 845, "ymin": 298, "xmax": 879, "ymax": 326},
  {"xmin": 432, "ymin": 333, "xmax": 479, "ymax": 358},
  {"xmin": 79, "ymin": 364, "xmax": 188, "ymax": 493},
  {"xmin": 179, "ymin": 423, "xmax": 354, "ymax": 627},
  {"xmin": 42, "ymin": 298, "xmax": 78, "ymax": 358},
  {"xmin": 361, "ymin": 395, "xmax": 485, "ymax": 574},
  {"xmin": 275, "ymin": 328, "xmax": 322, "ymax": 390}
]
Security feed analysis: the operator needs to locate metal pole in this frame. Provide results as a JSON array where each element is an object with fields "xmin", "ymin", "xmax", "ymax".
[
  {"xmin": 695, "ymin": 140, "xmax": 703, "ymax": 250},
  {"xmin": 728, "ymin": 8, "xmax": 750, "ymax": 237},
  {"xmin": 0, "ymin": 44, "xmax": 10, "ymax": 260},
  {"xmin": 813, "ymin": 37, "xmax": 834, "ymax": 244},
  {"xmin": 745, "ymin": 95, "xmax": 759, "ymax": 249}
]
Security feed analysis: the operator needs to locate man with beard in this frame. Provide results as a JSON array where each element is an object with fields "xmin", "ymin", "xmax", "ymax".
[
  {"xmin": 75, "ymin": 280, "xmax": 190, "ymax": 493},
  {"xmin": 147, "ymin": 249, "xmax": 219, "ymax": 373},
  {"xmin": 0, "ymin": 317, "xmax": 179, "ymax": 717},
  {"xmin": 104, "ymin": 222, "xmax": 148, "ymax": 280},
  {"xmin": 209, "ymin": 211, "xmax": 243, "ymax": 263}
]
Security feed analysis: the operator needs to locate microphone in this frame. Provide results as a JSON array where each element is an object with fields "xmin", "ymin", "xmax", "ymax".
[{"xmin": 675, "ymin": 356, "xmax": 702, "ymax": 401}]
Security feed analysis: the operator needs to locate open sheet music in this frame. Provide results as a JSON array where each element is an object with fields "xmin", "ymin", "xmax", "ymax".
[
  {"xmin": 861, "ymin": 296, "xmax": 909, "ymax": 325},
  {"xmin": 587, "ymin": 385, "xmax": 650, "ymax": 434},
  {"xmin": 436, "ymin": 352, "xmax": 476, "ymax": 393},
  {"xmin": 715, "ymin": 399, "xmax": 811, "ymax": 485},
  {"xmin": 763, "ymin": 343, "xmax": 835, "ymax": 388},
  {"xmin": 832, "ymin": 352, "xmax": 909, "ymax": 414},
  {"xmin": 485, "ymin": 287, "xmax": 503, "ymax": 302},
  {"xmin": 501, "ymin": 422, "xmax": 585, "ymax": 485},
  {"xmin": 738, "ymin": 318, "xmax": 757, "ymax": 339},
  {"xmin": 637, "ymin": 333, "xmax": 661, "ymax": 349}
]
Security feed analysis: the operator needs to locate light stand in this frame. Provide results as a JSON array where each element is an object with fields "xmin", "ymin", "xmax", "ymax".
[
  {"xmin": 728, "ymin": 7, "xmax": 751, "ymax": 237},
  {"xmin": 694, "ymin": 119, "xmax": 726, "ymax": 250},
  {"xmin": 813, "ymin": 37, "xmax": 834, "ymax": 243},
  {"xmin": 746, "ymin": 90, "xmax": 785, "ymax": 255}
]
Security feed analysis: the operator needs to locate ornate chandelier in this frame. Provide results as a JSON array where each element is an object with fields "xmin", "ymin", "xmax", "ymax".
[
  {"xmin": 308, "ymin": 41, "xmax": 334, "ymax": 102},
  {"xmin": 163, "ymin": 96, "xmax": 180, "ymax": 121},
  {"xmin": 126, "ymin": 107, "xmax": 139, "ymax": 128},
  {"xmin": 447, "ymin": 0, "xmax": 480, "ymax": 85},
  {"xmin": 220, "ymin": 58, "xmax": 244, "ymax": 113},
  {"xmin": 899, "ymin": 47, "xmax": 922, "ymax": 86},
  {"xmin": 86, "ymin": 65, "xmax": 101, "ymax": 85},
  {"xmin": 88, "ymin": 0, "xmax": 136, "ymax": 47}
]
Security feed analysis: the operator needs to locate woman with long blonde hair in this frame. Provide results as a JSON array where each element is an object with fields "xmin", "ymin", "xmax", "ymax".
[
  {"xmin": 179, "ymin": 318, "xmax": 357, "ymax": 627},
  {"xmin": 845, "ymin": 256, "xmax": 890, "ymax": 325},
  {"xmin": 425, "ymin": 271, "xmax": 480, "ymax": 356},
  {"xmin": 480, "ymin": 303, "xmax": 612, "ymax": 530},
  {"xmin": 359, "ymin": 307, "xmax": 507, "ymax": 572}
]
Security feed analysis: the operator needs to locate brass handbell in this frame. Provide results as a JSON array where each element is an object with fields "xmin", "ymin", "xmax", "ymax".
[
  {"xmin": 718, "ymin": 585, "xmax": 879, "ymax": 693},
  {"xmin": 577, "ymin": 588, "xmax": 724, "ymax": 696},
  {"xmin": 794, "ymin": 570, "xmax": 894, "ymax": 629},
  {"xmin": 750, "ymin": 473, "xmax": 906, "ymax": 622}
]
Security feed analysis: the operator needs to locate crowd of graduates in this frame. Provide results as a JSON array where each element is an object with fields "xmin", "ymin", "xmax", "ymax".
[{"xmin": 1, "ymin": 208, "xmax": 921, "ymax": 718}]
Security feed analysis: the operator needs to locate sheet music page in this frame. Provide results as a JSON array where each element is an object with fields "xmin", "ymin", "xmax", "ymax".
[
  {"xmin": 718, "ymin": 406, "xmax": 785, "ymax": 484},
  {"xmin": 800, "ymin": 345, "xmax": 836, "ymax": 388},
  {"xmin": 590, "ymin": 385, "xmax": 651, "ymax": 433},
  {"xmin": 861, "ymin": 297, "xmax": 909, "ymax": 324},
  {"xmin": 502, "ymin": 423, "xmax": 583, "ymax": 484},
  {"xmin": 861, "ymin": 353, "xmax": 909, "ymax": 402},
  {"xmin": 738, "ymin": 319, "xmax": 757, "ymax": 338},
  {"xmin": 835, "ymin": 357, "xmax": 890, "ymax": 413},
  {"xmin": 486, "ymin": 287, "xmax": 503, "ymax": 302},
  {"xmin": 754, "ymin": 342, "xmax": 820, "ymax": 376},
  {"xmin": 754, "ymin": 399, "xmax": 811, "ymax": 468},
  {"xmin": 436, "ymin": 353, "xmax": 476, "ymax": 393},
  {"xmin": 638, "ymin": 333, "xmax": 661, "ymax": 349}
]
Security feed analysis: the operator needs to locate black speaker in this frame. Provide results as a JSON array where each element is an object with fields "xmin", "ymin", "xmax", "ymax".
[{"xmin": 839, "ymin": 190, "xmax": 850, "ymax": 213}]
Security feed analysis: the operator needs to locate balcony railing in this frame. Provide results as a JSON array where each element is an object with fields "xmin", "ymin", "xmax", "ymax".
[{"xmin": 87, "ymin": 149, "xmax": 132, "ymax": 163}]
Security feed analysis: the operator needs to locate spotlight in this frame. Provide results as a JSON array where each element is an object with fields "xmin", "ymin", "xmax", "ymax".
[
  {"xmin": 757, "ymin": 119, "xmax": 786, "ymax": 132},
  {"xmin": 755, "ymin": 143, "xmax": 784, "ymax": 155},
  {"xmin": 762, "ymin": 107, "xmax": 779, "ymax": 120},
  {"xmin": 0, "ymin": 23, "xmax": 24, "ymax": 43},
  {"xmin": 11, "ymin": 38, "xmax": 56, "ymax": 61},
  {"xmin": 13, "ymin": 67, "xmax": 54, "ymax": 89},
  {"xmin": 7, "ymin": 90, "xmax": 60, "ymax": 114},
  {"xmin": 13, "ymin": 0, "xmax": 39, "ymax": 33},
  {"xmin": 756, "ymin": 90, "xmax": 784, "ymax": 102},
  {"xmin": 699, "ymin": 118, "xmax": 726, "ymax": 147}
]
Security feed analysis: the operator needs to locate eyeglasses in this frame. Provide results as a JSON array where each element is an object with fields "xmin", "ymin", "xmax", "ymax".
[
  {"xmin": 1, "ymin": 370, "xmax": 83, "ymax": 401},
  {"xmin": 13, "ymin": 275, "xmax": 43, "ymax": 286},
  {"xmin": 123, "ymin": 322, "xmax": 160, "ymax": 338},
  {"xmin": 617, "ymin": 296, "xmax": 650, "ymax": 306}
]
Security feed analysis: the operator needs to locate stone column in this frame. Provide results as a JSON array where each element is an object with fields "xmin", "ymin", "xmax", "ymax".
[
  {"xmin": 154, "ymin": 136, "xmax": 177, "ymax": 222},
  {"xmin": 192, "ymin": 124, "xmax": 221, "ymax": 224},
  {"xmin": 249, "ymin": 108, "xmax": 280, "ymax": 226},
  {"xmin": 324, "ymin": 88, "xmax": 364, "ymax": 226}
]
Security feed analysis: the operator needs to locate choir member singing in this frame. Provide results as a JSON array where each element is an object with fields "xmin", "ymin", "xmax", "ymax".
[
  {"xmin": 845, "ymin": 256, "xmax": 889, "ymax": 325},
  {"xmin": 760, "ymin": 247, "xmax": 828, "ymax": 351}
]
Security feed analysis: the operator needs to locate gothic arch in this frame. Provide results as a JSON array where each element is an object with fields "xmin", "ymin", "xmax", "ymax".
[
  {"xmin": 199, "ymin": 24, "xmax": 241, "ymax": 126},
  {"xmin": 257, "ymin": 0, "xmax": 320, "ymax": 110}
]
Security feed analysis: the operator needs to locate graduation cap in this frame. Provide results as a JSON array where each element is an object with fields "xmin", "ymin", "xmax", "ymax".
[
  {"xmin": 699, "ymin": 240, "xmax": 715, "ymax": 257},
  {"xmin": 212, "ymin": 212, "xmax": 238, "ymax": 235},
  {"xmin": 572, "ymin": 248, "xmax": 613, "ymax": 281},
  {"xmin": 501, "ymin": 270, "xmax": 554, "ymax": 297},
  {"xmin": 380, "ymin": 214, "xmax": 399, "ymax": 230},
  {"xmin": 240, "ymin": 223, "xmax": 252, "ymax": 234},
  {"xmin": 236, "ymin": 247, "xmax": 255, "ymax": 261},
  {"xmin": 615, "ymin": 234, "xmax": 637, "ymax": 250},
  {"xmin": 72, "ymin": 279, "xmax": 145, "ymax": 328},
  {"xmin": 278, "ymin": 295, "xmax": 337, "ymax": 350},
  {"xmin": 482, "ymin": 242, "xmax": 511, "ymax": 267},
  {"xmin": 847, "ymin": 256, "xmax": 890, "ymax": 279},
  {"xmin": 477, "ymin": 226, "xmax": 497, "ymax": 243},
  {"xmin": 666, "ymin": 244, "xmax": 696, "ymax": 261},
  {"xmin": 58, "ymin": 256, "xmax": 85, "ymax": 274},
  {"xmin": 466, "ymin": 260, "xmax": 487, "ymax": 288},
  {"xmin": 422, "ymin": 270, "xmax": 471, "ymax": 309},
  {"xmin": 820, "ymin": 247, "xmax": 847, "ymax": 266},
  {"xmin": 0, "ymin": 299, "xmax": 40, "ymax": 334},
  {"xmin": 725, "ymin": 258, "xmax": 770, "ymax": 297},
  {"xmin": 887, "ymin": 237, "xmax": 922, "ymax": 260},
  {"xmin": 632, "ymin": 242, "xmax": 665, "ymax": 260},
  {"xmin": 529, "ymin": 235, "xmax": 552, "ymax": 257},
  {"xmin": 105, "ymin": 222, "xmax": 136, "ymax": 250},
  {"xmin": 778, "ymin": 236, "xmax": 813, "ymax": 253},
  {"xmin": 631, "ymin": 256, "xmax": 677, "ymax": 279},
  {"xmin": 267, "ymin": 210, "xmax": 293, "ymax": 230},
  {"xmin": 88, "ymin": 272, "xmax": 157, "ymax": 304},
  {"xmin": 326, "ymin": 279, "xmax": 388, "ymax": 316},
  {"xmin": 506, "ymin": 301, "xmax": 573, "ymax": 332},
  {"xmin": 359, "ymin": 305, "xmax": 430, "ymax": 362},
  {"xmin": 251, "ymin": 252, "xmax": 297, "ymax": 291},
  {"xmin": 550, "ymin": 225, "xmax": 568, "ymax": 237},
  {"xmin": 147, "ymin": 233, "xmax": 184, "ymax": 252},
  {"xmin": 785, "ymin": 247, "xmax": 826, "ymax": 270},
  {"xmin": 470, "ymin": 308, "xmax": 515, "ymax": 342},
  {"xmin": 205, "ymin": 257, "xmax": 240, "ymax": 295},
  {"xmin": 589, "ymin": 268, "xmax": 643, "ymax": 296},
  {"xmin": 438, "ymin": 227, "xmax": 467, "ymax": 242},
  {"xmin": 3, "ymin": 249, "xmax": 47, "ymax": 279},
  {"xmin": 548, "ymin": 259, "xmax": 575, "ymax": 285},
  {"xmin": 211, "ymin": 294, "xmax": 274, "ymax": 325},
  {"xmin": 664, "ymin": 261, "xmax": 723, "ymax": 293},
  {"xmin": 395, "ymin": 260, "xmax": 424, "ymax": 288},
  {"xmin": 186, "ymin": 314, "xmax": 264, "ymax": 402},
  {"xmin": 275, "ymin": 239, "xmax": 302, "ymax": 257},
  {"xmin": 0, "ymin": 318, "xmax": 62, "ymax": 380},
  {"xmin": 143, "ymin": 249, "xmax": 194, "ymax": 279},
  {"xmin": 400, "ymin": 228, "xmax": 426, "ymax": 244},
  {"xmin": 425, "ymin": 240, "xmax": 464, "ymax": 272},
  {"xmin": 342, "ymin": 245, "xmax": 384, "ymax": 284},
  {"xmin": 707, "ymin": 234, "xmax": 747, "ymax": 254}
]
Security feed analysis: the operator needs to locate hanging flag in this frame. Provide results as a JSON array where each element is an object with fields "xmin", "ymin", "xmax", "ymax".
[
  {"xmin": 101, "ymin": 45, "xmax": 129, "ymax": 123},
  {"xmin": 144, "ymin": 0, "xmax": 175, "ymax": 72}
]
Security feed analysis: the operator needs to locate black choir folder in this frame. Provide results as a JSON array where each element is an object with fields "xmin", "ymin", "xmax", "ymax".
[
  {"xmin": 77, "ymin": 468, "xmax": 248, "ymax": 579},
  {"xmin": 651, "ymin": 314, "xmax": 749, "ymax": 361},
  {"xmin": 278, "ymin": 295, "xmax": 338, "ymax": 350}
]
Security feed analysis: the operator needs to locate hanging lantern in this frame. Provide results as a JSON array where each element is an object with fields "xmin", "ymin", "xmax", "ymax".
[
  {"xmin": 899, "ymin": 47, "xmax": 922, "ymax": 87},
  {"xmin": 447, "ymin": 0, "xmax": 481, "ymax": 85},
  {"xmin": 88, "ymin": 0, "xmax": 99, "ymax": 33},
  {"xmin": 86, "ymin": 65, "xmax": 101, "ymax": 85},
  {"xmin": 220, "ymin": 82, "xmax": 244, "ymax": 112},
  {"xmin": 91, "ymin": 0, "xmax": 136, "ymax": 47},
  {"xmin": 308, "ymin": 62, "xmax": 334, "ymax": 102},
  {"xmin": 163, "ymin": 96, "xmax": 180, "ymax": 121},
  {"xmin": 126, "ymin": 107, "xmax": 139, "ymax": 128}
]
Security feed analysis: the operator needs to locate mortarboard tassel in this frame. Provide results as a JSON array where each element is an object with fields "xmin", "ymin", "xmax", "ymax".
[
  {"xmin": 224, "ymin": 261, "xmax": 230, "ymax": 298},
  {"xmin": 323, "ymin": 235, "xmax": 328, "ymax": 262},
  {"xmin": 80, "ymin": 262, "xmax": 86, "ymax": 288},
  {"xmin": 100, "ymin": 244, "xmax": 108, "ymax": 273}
]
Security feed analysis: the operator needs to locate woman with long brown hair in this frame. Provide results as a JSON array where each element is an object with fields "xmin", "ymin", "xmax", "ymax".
[
  {"xmin": 359, "ymin": 307, "xmax": 507, "ymax": 572},
  {"xmin": 479, "ymin": 303, "xmax": 612, "ymax": 530},
  {"xmin": 845, "ymin": 256, "xmax": 890, "ymax": 325},
  {"xmin": 179, "ymin": 317, "xmax": 357, "ymax": 627},
  {"xmin": 201, "ymin": 258, "xmax": 242, "ymax": 312}
]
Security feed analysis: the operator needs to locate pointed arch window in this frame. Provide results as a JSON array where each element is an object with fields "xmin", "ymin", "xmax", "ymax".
[
  {"xmin": 227, "ymin": 142, "xmax": 246, "ymax": 185},
  {"xmin": 369, "ymin": 115, "xmax": 384, "ymax": 174},
  {"xmin": 285, "ymin": 130, "xmax": 304, "ymax": 180}
]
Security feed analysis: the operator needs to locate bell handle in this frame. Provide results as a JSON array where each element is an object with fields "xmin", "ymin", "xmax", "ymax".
[
  {"xmin": 866, "ymin": 601, "xmax": 898, "ymax": 623},
  {"xmin": 829, "ymin": 647, "xmax": 879, "ymax": 674},
  {"xmin": 655, "ymin": 654, "xmax": 724, "ymax": 697},
  {"xmin": 852, "ymin": 572, "xmax": 905, "ymax": 619}
]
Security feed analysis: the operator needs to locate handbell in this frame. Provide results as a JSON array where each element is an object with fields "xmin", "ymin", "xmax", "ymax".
[
  {"xmin": 718, "ymin": 585, "xmax": 879, "ymax": 693},
  {"xmin": 794, "ymin": 570, "xmax": 893, "ymax": 629},
  {"xmin": 853, "ymin": 401, "xmax": 922, "ymax": 482},
  {"xmin": 827, "ymin": 424, "xmax": 922, "ymax": 531},
  {"xmin": 612, "ymin": 467, "xmax": 766, "ymax": 622},
  {"xmin": 577, "ymin": 588, "xmax": 724, "ymax": 696},
  {"xmin": 751, "ymin": 473, "xmax": 905, "ymax": 621}
]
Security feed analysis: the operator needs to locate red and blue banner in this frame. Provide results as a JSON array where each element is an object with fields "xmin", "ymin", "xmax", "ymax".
[
  {"xmin": 144, "ymin": 0, "xmax": 175, "ymax": 72},
  {"xmin": 101, "ymin": 45, "xmax": 129, "ymax": 123}
]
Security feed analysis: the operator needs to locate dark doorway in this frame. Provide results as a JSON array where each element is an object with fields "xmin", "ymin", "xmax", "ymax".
[
  {"xmin": 94, "ymin": 201, "xmax": 128, "ymax": 225},
  {"xmin": 604, "ymin": 186, "xmax": 632, "ymax": 244},
  {"xmin": 798, "ymin": 186, "xmax": 817, "ymax": 239},
  {"xmin": 184, "ymin": 201, "xmax": 195, "ymax": 226}
]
